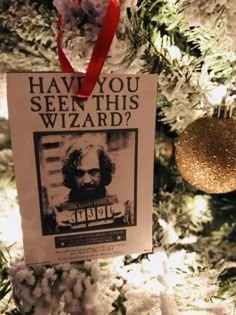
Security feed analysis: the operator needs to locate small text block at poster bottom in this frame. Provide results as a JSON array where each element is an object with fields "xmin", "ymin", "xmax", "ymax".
[{"xmin": 55, "ymin": 229, "xmax": 126, "ymax": 248}]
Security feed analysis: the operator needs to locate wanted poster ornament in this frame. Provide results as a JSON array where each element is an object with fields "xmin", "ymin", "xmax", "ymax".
[{"xmin": 7, "ymin": 73, "xmax": 157, "ymax": 265}]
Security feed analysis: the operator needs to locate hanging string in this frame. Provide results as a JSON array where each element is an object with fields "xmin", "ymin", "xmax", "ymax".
[{"xmin": 57, "ymin": 0, "xmax": 120, "ymax": 99}]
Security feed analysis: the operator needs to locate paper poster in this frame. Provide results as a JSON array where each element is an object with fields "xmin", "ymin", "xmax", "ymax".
[{"xmin": 7, "ymin": 73, "xmax": 157, "ymax": 265}]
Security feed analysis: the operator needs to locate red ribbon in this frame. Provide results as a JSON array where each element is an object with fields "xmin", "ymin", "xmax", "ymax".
[{"xmin": 57, "ymin": 0, "xmax": 120, "ymax": 99}]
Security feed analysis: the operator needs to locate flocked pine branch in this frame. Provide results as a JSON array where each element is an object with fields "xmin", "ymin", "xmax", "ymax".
[
  {"xmin": 0, "ymin": 243, "xmax": 18, "ymax": 315},
  {"xmin": 0, "ymin": 118, "xmax": 14, "ymax": 181},
  {"xmin": 138, "ymin": 0, "xmax": 236, "ymax": 131},
  {"xmin": 0, "ymin": 0, "xmax": 58, "ymax": 72},
  {"xmin": 0, "ymin": 0, "xmax": 235, "ymax": 314}
]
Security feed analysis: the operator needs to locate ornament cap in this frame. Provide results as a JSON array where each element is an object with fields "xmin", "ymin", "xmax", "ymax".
[{"xmin": 212, "ymin": 104, "xmax": 235, "ymax": 119}]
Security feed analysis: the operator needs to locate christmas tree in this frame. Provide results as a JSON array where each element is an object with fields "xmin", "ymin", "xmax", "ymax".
[{"xmin": 0, "ymin": 0, "xmax": 236, "ymax": 314}]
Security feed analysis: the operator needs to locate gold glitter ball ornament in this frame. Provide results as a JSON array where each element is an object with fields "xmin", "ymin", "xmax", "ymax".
[{"xmin": 175, "ymin": 116, "xmax": 236, "ymax": 194}]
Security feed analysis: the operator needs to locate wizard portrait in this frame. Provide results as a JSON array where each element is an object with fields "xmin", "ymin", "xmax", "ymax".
[{"xmin": 35, "ymin": 130, "xmax": 137, "ymax": 234}]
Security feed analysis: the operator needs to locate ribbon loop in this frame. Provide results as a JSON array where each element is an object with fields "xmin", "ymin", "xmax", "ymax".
[{"xmin": 57, "ymin": 0, "xmax": 120, "ymax": 99}]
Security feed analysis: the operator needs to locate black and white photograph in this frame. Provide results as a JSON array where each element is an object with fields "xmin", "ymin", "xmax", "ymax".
[{"xmin": 34, "ymin": 129, "xmax": 138, "ymax": 235}]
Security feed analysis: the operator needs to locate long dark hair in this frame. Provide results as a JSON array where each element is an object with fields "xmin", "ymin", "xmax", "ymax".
[{"xmin": 62, "ymin": 143, "xmax": 115, "ymax": 189}]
